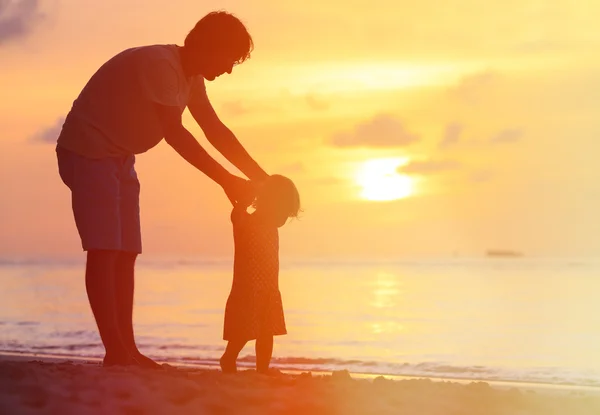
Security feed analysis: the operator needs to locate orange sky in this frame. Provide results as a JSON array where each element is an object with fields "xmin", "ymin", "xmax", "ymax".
[{"xmin": 0, "ymin": 0, "xmax": 599, "ymax": 260}]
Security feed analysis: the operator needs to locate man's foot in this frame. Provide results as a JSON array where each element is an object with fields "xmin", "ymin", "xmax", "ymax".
[
  {"xmin": 132, "ymin": 352, "xmax": 164, "ymax": 370},
  {"xmin": 102, "ymin": 353, "xmax": 135, "ymax": 367},
  {"xmin": 257, "ymin": 367, "xmax": 283, "ymax": 377},
  {"xmin": 219, "ymin": 355, "xmax": 237, "ymax": 374}
]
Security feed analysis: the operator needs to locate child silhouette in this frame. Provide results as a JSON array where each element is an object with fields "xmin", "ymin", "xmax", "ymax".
[{"xmin": 220, "ymin": 174, "xmax": 301, "ymax": 374}]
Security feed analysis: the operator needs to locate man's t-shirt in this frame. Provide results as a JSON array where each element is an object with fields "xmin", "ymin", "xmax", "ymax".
[{"xmin": 57, "ymin": 44, "xmax": 206, "ymax": 159}]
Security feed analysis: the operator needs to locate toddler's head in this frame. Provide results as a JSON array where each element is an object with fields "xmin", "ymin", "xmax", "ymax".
[{"xmin": 253, "ymin": 175, "xmax": 301, "ymax": 227}]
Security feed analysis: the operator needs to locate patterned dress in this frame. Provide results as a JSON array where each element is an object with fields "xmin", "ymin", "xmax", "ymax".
[{"xmin": 223, "ymin": 207, "xmax": 287, "ymax": 341}]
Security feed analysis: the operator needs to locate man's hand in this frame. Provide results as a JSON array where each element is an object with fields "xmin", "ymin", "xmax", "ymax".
[
  {"xmin": 154, "ymin": 103, "xmax": 263, "ymax": 208},
  {"xmin": 223, "ymin": 175, "xmax": 255, "ymax": 208}
]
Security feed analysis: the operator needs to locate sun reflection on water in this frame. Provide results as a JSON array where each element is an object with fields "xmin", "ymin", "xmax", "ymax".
[{"xmin": 371, "ymin": 271, "xmax": 402, "ymax": 309}]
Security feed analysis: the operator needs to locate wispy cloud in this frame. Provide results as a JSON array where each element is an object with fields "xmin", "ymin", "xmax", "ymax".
[
  {"xmin": 469, "ymin": 170, "xmax": 494, "ymax": 183},
  {"xmin": 305, "ymin": 94, "xmax": 329, "ymax": 111},
  {"xmin": 330, "ymin": 114, "xmax": 419, "ymax": 148},
  {"xmin": 220, "ymin": 101, "xmax": 250, "ymax": 117},
  {"xmin": 514, "ymin": 39, "xmax": 567, "ymax": 55},
  {"xmin": 491, "ymin": 128, "xmax": 523, "ymax": 143},
  {"xmin": 447, "ymin": 70, "xmax": 501, "ymax": 106},
  {"xmin": 439, "ymin": 123, "xmax": 463, "ymax": 149},
  {"xmin": 30, "ymin": 116, "xmax": 64, "ymax": 144},
  {"xmin": 437, "ymin": 124, "xmax": 523, "ymax": 149},
  {"xmin": 399, "ymin": 159, "xmax": 462, "ymax": 175},
  {"xmin": 278, "ymin": 162, "xmax": 305, "ymax": 174},
  {"xmin": 0, "ymin": 0, "xmax": 43, "ymax": 44}
]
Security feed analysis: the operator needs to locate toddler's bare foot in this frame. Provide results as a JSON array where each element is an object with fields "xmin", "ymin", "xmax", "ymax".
[
  {"xmin": 220, "ymin": 355, "xmax": 237, "ymax": 374},
  {"xmin": 257, "ymin": 367, "xmax": 283, "ymax": 377}
]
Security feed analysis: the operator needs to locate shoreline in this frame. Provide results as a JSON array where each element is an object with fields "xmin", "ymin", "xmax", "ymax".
[
  {"xmin": 2, "ymin": 350, "xmax": 599, "ymax": 396},
  {"xmin": 1, "ymin": 353, "xmax": 599, "ymax": 414}
]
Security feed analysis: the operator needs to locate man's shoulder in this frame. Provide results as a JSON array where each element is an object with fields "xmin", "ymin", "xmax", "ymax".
[
  {"xmin": 131, "ymin": 44, "xmax": 179, "ymax": 63},
  {"xmin": 142, "ymin": 44, "xmax": 178, "ymax": 54},
  {"xmin": 132, "ymin": 44, "xmax": 185, "ymax": 86}
]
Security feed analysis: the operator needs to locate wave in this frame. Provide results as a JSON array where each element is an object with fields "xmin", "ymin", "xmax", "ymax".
[
  {"xmin": 2, "ymin": 256, "xmax": 599, "ymax": 269},
  {"xmin": 3, "ymin": 344, "xmax": 599, "ymax": 388}
]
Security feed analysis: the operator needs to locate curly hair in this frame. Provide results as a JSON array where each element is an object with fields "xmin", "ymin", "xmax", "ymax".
[{"xmin": 184, "ymin": 11, "xmax": 254, "ymax": 65}]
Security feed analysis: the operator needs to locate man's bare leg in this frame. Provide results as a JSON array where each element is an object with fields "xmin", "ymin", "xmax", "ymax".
[
  {"xmin": 85, "ymin": 250, "xmax": 132, "ymax": 366},
  {"xmin": 114, "ymin": 251, "xmax": 161, "ymax": 369}
]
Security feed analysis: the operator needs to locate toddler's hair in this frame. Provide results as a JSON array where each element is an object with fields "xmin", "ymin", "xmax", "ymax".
[{"xmin": 253, "ymin": 175, "xmax": 301, "ymax": 219}]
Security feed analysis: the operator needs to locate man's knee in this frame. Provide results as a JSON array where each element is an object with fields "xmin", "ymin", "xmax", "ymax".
[
  {"xmin": 87, "ymin": 249, "xmax": 120, "ymax": 267},
  {"xmin": 116, "ymin": 251, "xmax": 138, "ymax": 269}
]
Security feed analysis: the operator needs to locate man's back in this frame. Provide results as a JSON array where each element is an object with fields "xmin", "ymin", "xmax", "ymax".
[{"xmin": 57, "ymin": 44, "xmax": 204, "ymax": 159}]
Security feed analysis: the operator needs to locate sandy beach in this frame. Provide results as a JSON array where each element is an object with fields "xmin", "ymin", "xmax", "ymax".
[{"xmin": 0, "ymin": 354, "xmax": 599, "ymax": 415}]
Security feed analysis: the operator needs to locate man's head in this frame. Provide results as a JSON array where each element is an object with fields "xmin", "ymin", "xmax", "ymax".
[{"xmin": 183, "ymin": 11, "xmax": 253, "ymax": 80}]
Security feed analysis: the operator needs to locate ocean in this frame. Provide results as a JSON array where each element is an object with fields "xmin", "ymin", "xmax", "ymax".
[{"xmin": 1, "ymin": 257, "xmax": 599, "ymax": 387}]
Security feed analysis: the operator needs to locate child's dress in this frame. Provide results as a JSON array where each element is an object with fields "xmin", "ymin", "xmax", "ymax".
[{"xmin": 223, "ymin": 206, "xmax": 287, "ymax": 341}]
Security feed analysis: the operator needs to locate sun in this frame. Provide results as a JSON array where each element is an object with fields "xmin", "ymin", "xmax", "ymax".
[{"xmin": 356, "ymin": 158, "xmax": 415, "ymax": 201}]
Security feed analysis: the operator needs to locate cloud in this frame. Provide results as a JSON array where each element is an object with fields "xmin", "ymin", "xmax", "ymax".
[
  {"xmin": 219, "ymin": 100, "xmax": 288, "ymax": 118},
  {"xmin": 469, "ymin": 170, "xmax": 494, "ymax": 183},
  {"xmin": 312, "ymin": 176, "xmax": 345, "ymax": 186},
  {"xmin": 0, "ymin": 0, "xmax": 43, "ymax": 44},
  {"xmin": 447, "ymin": 70, "xmax": 502, "ymax": 106},
  {"xmin": 514, "ymin": 39, "xmax": 567, "ymax": 55},
  {"xmin": 439, "ymin": 123, "xmax": 463, "ymax": 149},
  {"xmin": 305, "ymin": 94, "xmax": 329, "ymax": 111},
  {"xmin": 278, "ymin": 162, "xmax": 305, "ymax": 174},
  {"xmin": 491, "ymin": 128, "xmax": 523, "ymax": 143},
  {"xmin": 330, "ymin": 114, "xmax": 419, "ymax": 148},
  {"xmin": 220, "ymin": 101, "xmax": 250, "ymax": 117},
  {"xmin": 31, "ymin": 116, "xmax": 64, "ymax": 144},
  {"xmin": 436, "ymin": 123, "xmax": 522, "ymax": 149},
  {"xmin": 399, "ymin": 159, "xmax": 461, "ymax": 175}
]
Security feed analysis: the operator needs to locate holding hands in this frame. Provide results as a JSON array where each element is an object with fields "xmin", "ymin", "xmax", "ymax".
[{"xmin": 222, "ymin": 174, "xmax": 263, "ymax": 208}]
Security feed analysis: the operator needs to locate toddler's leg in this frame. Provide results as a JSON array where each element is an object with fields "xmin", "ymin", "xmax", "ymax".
[
  {"xmin": 255, "ymin": 335, "xmax": 274, "ymax": 373},
  {"xmin": 220, "ymin": 340, "xmax": 247, "ymax": 373}
]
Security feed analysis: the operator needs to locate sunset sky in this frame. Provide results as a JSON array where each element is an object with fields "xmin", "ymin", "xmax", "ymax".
[{"xmin": 0, "ymin": 0, "xmax": 599, "ymax": 261}]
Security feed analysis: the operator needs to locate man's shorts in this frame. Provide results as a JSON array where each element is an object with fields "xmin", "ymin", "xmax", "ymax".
[{"xmin": 56, "ymin": 145, "xmax": 142, "ymax": 253}]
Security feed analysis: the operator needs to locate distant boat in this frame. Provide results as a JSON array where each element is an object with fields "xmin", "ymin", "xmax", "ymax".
[{"xmin": 485, "ymin": 249, "xmax": 524, "ymax": 258}]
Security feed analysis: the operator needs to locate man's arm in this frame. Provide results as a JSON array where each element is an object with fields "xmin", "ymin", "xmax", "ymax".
[
  {"xmin": 155, "ymin": 103, "xmax": 253, "ymax": 205},
  {"xmin": 156, "ymin": 103, "xmax": 232, "ymax": 185},
  {"xmin": 187, "ymin": 90, "xmax": 269, "ymax": 182}
]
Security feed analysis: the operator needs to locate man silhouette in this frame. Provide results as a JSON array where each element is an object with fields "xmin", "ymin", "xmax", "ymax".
[{"xmin": 55, "ymin": 11, "xmax": 267, "ymax": 368}]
